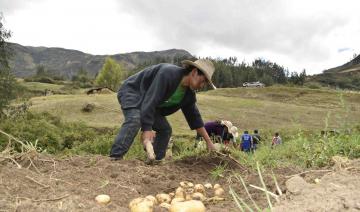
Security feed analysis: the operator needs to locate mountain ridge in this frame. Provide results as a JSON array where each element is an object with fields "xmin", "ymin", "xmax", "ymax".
[{"xmin": 8, "ymin": 42, "xmax": 193, "ymax": 78}]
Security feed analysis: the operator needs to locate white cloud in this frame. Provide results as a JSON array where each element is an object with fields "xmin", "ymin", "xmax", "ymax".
[{"xmin": 1, "ymin": 0, "xmax": 360, "ymax": 74}]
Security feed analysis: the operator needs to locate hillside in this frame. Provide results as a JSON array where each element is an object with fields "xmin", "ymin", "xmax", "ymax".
[
  {"xmin": 324, "ymin": 54, "xmax": 360, "ymax": 74},
  {"xmin": 309, "ymin": 54, "xmax": 360, "ymax": 90},
  {"xmin": 7, "ymin": 42, "xmax": 193, "ymax": 78},
  {"xmin": 28, "ymin": 86, "xmax": 360, "ymax": 133}
]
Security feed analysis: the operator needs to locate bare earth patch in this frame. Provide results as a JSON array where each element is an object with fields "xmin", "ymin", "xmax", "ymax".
[{"xmin": 1, "ymin": 154, "xmax": 359, "ymax": 211}]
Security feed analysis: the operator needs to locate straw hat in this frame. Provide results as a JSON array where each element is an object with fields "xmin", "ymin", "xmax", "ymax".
[
  {"xmin": 221, "ymin": 120, "xmax": 239, "ymax": 138},
  {"xmin": 229, "ymin": 126, "xmax": 239, "ymax": 138},
  {"xmin": 181, "ymin": 59, "xmax": 216, "ymax": 89}
]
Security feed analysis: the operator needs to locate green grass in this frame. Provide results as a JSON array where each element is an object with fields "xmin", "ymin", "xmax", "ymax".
[
  {"xmin": 1, "ymin": 85, "xmax": 359, "ymax": 168},
  {"xmin": 27, "ymin": 86, "xmax": 360, "ymax": 135},
  {"xmin": 21, "ymin": 81, "xmax": 66, "ymax": 92}
]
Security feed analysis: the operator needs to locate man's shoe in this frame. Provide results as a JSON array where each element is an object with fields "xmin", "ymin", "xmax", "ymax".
[
  {"xmin": 110, "ymin": 157, "xmax": 122, "ymax": 161},
  {"xmin": 145, "ymin": 158, "xmax": 163, "ymax": 165}
]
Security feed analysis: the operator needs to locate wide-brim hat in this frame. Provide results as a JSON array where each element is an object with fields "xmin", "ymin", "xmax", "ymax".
[
  {"xmin": 221, "ymin": 120, "xmax": 238, "ymax": 138},
  {"xmin": 181, "ymin": 59, "xmax": 216, "ymax": 89},
  {"xmin": 230, "ymin": 126, "xmax": 239, "ymax": 138}
]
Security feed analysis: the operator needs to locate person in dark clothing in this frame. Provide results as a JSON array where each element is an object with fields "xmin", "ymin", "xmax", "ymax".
[
  {"xmin": 241, "ymin": 130, "xmax": 253, "ymax": 152},
  {"xmin": 196, "ymin": 120, "xmax": 238, "ymax": 146},
  {"xmin": 110, "ymin": 59, "xmax": 217, "ymax": 162},
  {"xmin": 252, "ymin": 129, "xmax": 261, "ymax": 151}
]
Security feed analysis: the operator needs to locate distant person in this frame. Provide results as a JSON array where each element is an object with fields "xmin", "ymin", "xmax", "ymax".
[
  {"xmin": 240, "ymin": 130, "xmax": 253, "ymax": 152},
  {"xmin": 110, "ymin": 59, "xmax": 217, "ymax": 163},
  {"xmin": 252, "ymin": 129, "xmax": 261, "ymax": 151},
  {"xmin": 271, "ymin": 132, "xmax": 282, "ymax": 147},
  {"xmin": 196, "ymin": 120, "xmax": 239, "ymax": 147}
]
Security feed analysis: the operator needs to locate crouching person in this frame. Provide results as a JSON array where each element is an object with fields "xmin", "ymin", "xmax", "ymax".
[{"xmin": 110, "ymin": 59, "xmax": 217, "ymax": 163}]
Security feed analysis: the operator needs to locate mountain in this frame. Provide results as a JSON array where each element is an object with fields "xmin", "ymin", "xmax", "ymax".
[
  {"xmin": 7, "ymin": 43, "xmax": 193, "ymax": 78},
  {"xmin": 324, "ymin": 54, "xmax": 360, "ymax": 74},
  {"xmin": 309, "ymin": 54, "xmax": 360, "ymax": 90}
]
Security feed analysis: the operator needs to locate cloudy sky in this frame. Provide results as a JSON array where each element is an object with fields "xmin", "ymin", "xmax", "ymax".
[{"xmin": 1, "ymin": 0, "xmax": 359, "ymax": 75}]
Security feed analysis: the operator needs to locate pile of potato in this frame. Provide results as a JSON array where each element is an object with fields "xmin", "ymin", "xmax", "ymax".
[{"xmin": 128, "ymin": 181, "xmax": 225, "ymax": 212}]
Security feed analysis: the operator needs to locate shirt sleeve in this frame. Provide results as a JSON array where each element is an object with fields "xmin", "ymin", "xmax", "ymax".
[{"xmin": 181, "ymin": 103, "xmax": 204, "ymax": 130}]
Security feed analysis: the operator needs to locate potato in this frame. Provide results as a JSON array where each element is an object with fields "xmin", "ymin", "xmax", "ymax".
[
  {"xmin": 204, "ymin": 183, "xmax": 213, "ymax": 189},
  {"xmin": 214, "ymin": 188, "xmax": 225, "ymax": 197},
  {"xmin": 159, "ymin": 202, "xmax": 171, "ymax": 209},
  {"xmin": 156, "ymin": 193, "xmax": 171, "ymax": 204},
  {"xmin": 180, "ymin": 181, "xmax": 186, "ymax": 187},
  {"xmin": 175, "ymin": 187, "xmax": 185, "ymax": 198},
  {"xmin": 171, "ymin": 197, "xmax": 185, "ymax": 204},
  {"xmin": 187, "ymin": 182, "xmax": 194, "ymax": 188},
  {"xmin": 145, "ymin": 195, "xmax": 157, "ymax": 205},
  {"xmin": 129, "ymin": 197, "xmax": 144, "ymax": 208},
  {"xmin": 130, "ymin": 199, "xmax": 154, "ymax": 212},
  {"xmin": 185, "ymin": 192, "xmax": 193, "ymax": 201},
  {"xmin": 192, "ymin": 192, "xmax": 206, "ymax": 201},
  {"xmin": 213, "ymin": 184, "xmax": 221, "ymax": 189},
  {"xmin": 169, "ymin": 200, "xmax": 206, "ymax": 212},
  {"xmin": 169, "ymin": 192, "xmax": 175, "ymax": 198},
  {"xmin": 194, "ymin": 184, "xmax": 205, "ymax": 194},
  {"xmin": 95, "ymin": 194, "xmax": 111, "ymax": 205},
  {"xmin": 213, "ymin": 143, "xmax": 222, "ymax": 151}
]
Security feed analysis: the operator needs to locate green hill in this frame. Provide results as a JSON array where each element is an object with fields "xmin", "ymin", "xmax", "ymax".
[{"xmin": 309, "ymin": 54, "xmax": 360, "ymax": 90}]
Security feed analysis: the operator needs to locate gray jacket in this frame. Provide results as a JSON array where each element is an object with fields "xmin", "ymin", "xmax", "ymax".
[{"xmin": 118, "ymin": 63, "xmax": 204, "ymax": 131}]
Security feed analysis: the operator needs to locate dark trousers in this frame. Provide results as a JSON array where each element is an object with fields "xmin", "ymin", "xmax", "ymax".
[{"xmin": 110, "ymin": 108, "xmax": 172, "ymax": 160}]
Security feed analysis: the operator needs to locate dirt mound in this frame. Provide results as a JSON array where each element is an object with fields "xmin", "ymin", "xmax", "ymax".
[
  {"xmin": 2, "ymin": 152, "xmax": 358, "ymax": 211},
  {"xmin": 0, "ymin": 154, "xmax": 253, "ymax": 211},
  {"xmin": 274, "ymin": 159, "xmax": 360, "ymax": 211}
]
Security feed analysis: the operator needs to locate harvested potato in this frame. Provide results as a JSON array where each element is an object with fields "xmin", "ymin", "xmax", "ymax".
[
  {"xmin": 213, "ymin": 184, "xmax": 221, "ymax": 190},
  {"xmin": 192, "ymin": 192, "xmax": 206, "ymax": 201},
  {"xmin": 194, "ymin": 184, "xmax": 205, "ymax": 194},
  {"xmin": 156, "ymin": 193, "xmax": 171, "ymax": 204},
  {"xmin": 170, "ymin": 200, "xmax": 206, "ymax": 212},
  {"xmin": 145, "ymin": 195, "xmax": 157, "ymax": 205},
  {"xmin": 171, "ymin": 197, "xmax": 185, "ymax": 204},
  {"xmin": 180, "ymin": 181, "xmax": 187, "ymax": 187},
  {"xmin": 214, "ymin": 188, "xmax": 225, "ymax": 197},
  {"xmin": 95, "ymin": 194, "xmax": 111, "ymax": 205},
  {"xmin": 169, "ymin": 192, "xmax": 175, "ymax": 198},
  {"xmin": 129, "ymin": 197, "xmax": 144, "ymax": 208},
  {"xmin": 159, "ymin": 202, "xmax": 171, "ymax": 209},
  {"xmin": 204, "ymin": 183, "xmax": 213, "ymax": 189},
  {"xmin": 175, "ymin": 187, "xmax": 185, "ymax": 198},
  {"xmin": 130, "ymin": 199, "xmax": 154, "ymax": 212}
]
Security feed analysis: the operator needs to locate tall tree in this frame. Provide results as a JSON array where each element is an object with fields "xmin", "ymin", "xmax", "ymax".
[
  {"xmin": 95, "ymin": 57, "xmax": 125, "ymax": 91},
  {"xmin": 0, "ymin": 15, "xmax": 17, "ymax": 117}
]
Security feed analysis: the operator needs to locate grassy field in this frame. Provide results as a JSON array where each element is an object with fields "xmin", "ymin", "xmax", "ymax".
[{"xmin": 28, "ymin": 86, "xmax": 360, "ymax": 136}]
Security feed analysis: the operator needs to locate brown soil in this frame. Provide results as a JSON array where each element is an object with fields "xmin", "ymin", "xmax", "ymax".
[
  {"xmin": 273, "ymin": 159, "xmax": 360, "ymax": 212},
  {"xmin": 1, "ymin": 153, "xmax": 358, "ymax": 211}
]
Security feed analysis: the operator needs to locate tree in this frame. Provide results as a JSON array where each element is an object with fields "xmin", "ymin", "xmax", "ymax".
[
  {"xmin": 95, "ymin": 57, "xmax": 125, "ymax": 91},
  {"xmin": 0, "ymin": 15, "xmax": 18, "ymax": 117}
]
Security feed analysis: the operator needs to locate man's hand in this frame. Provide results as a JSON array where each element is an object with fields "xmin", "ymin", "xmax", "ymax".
[
  {"xmin": 141, "ymin": 131, "xmax": 155, "ymax": 143},
  {"xmin": 206, "ymin": 141, "xmax": 216, "ymax": 152},
  {"xmin": 141, "ymin": 131, "xmax": 156, "ymax": 161}
]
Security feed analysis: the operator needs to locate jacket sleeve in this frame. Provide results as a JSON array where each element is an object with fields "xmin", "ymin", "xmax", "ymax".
[
  {"xmin": 181, "ymin": 103, "xmax": 204, "ymax": 130},
  {"xmin": 140, "ymin": 71, "xmax": 170, "ymax": 131}
]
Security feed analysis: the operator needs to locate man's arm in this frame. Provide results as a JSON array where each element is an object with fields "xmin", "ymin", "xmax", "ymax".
[{"xmin": 196, "ymin": 127, "xmax": 216, "ymax": 151}]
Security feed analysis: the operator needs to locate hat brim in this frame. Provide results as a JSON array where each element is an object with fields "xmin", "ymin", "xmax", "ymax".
[
  {"xmin": 181, "ymin": 60, "xmax": 216, "ymax": 90},
  {"xmin": 232, "ymin": 132, "xmax": 239, "ymax": 138}
]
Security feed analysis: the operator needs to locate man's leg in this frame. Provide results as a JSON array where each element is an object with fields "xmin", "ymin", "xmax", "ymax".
[
  {"xmin": 110, "ymin": 108, "xmax": 141, "ymax": 159},
  {"xmin": 152, "ymin": 113, "xmax": 172, "ymax": 160}
]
